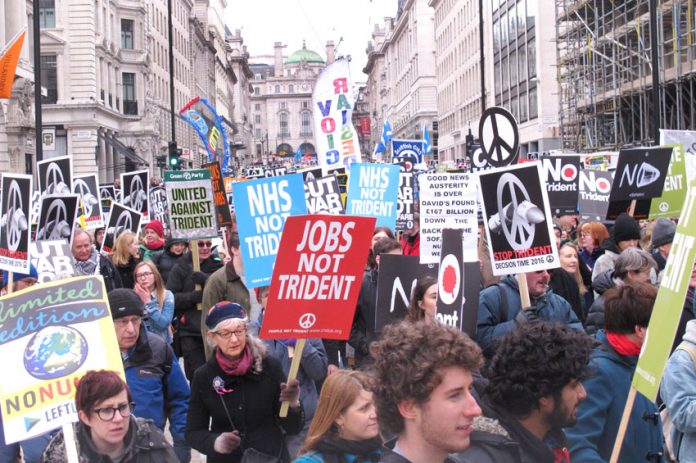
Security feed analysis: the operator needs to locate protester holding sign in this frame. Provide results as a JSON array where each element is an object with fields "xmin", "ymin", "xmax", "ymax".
[
  {"xmin": 41, "ymin": 370, "xmax": 179, "ymax": 463},
  {"xmin": 566, "ymin": 283, "xmax": 665, "ymax": 463},
  {"xmin": 72, "ymin": 228, "xmax": 122, "ymax": 291},
  {"xmin": 476, "ymin": 271, "xmax": 583, "ymax": 358},
  {"xmin": 186, "ymin": 302, "xmax": 303, "ymax": 463},
  {"xmin": 0, "ymin": 264, "xmax": 37, "ymax": 294},
  {"xmin": 111, "ymin": 230, "xmax": 142, "ymax": 290},
  {"xmin": 400, "ymin": 212, "xmax": 420, "ymax": 256}
]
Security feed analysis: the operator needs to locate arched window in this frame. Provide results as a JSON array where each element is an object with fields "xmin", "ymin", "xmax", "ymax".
[
  {"xmin": 300, "ymin": 112, "xmax": 311, "ymax": 137},
  {"xmin": 274, "ymin": 84, "xmax": 280, "ymax": 93},
  {"xmin": 288, "ymin": 84, "xmax": 294, "ymax": 93}
]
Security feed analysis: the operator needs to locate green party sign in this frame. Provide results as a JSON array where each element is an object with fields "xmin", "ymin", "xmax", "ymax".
[
  {"xmin": 633, "ymin": 180, "xmax": 696, "ymax": 400},
  {"xmin": 649, "ymin": 144, "xmax": 687, "ymax": 219}
]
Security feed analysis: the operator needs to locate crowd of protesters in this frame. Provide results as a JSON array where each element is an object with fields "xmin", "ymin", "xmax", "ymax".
[{"xmin": 2, "ymin": 204, "xmax": 695, "ymax": 463}]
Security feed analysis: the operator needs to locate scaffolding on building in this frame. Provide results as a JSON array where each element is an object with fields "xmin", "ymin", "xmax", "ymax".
[{"xmin": 556, "ymin": 0, "xmax": 696, "ymax": 151}]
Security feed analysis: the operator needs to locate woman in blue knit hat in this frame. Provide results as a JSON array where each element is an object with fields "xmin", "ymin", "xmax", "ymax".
[{"xmin": 0, "ymin": 263, "xmax": 38, "ymax": 295}]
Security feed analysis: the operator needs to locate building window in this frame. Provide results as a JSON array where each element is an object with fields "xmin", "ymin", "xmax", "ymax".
[
  {"xmin": 279, "ymin": 113, "xmax": 289, "ymax": 137},
  {"xmin": 288, "ymin": 84, "xmax": 294, "ymax": 93},
  {"xmin": 529, "ymin": 86, "xmax": 538, "ymax": 119},
  {"xmin": 255, "ymin": 115, "xmax": 261, "ymax": 124},
  {"xmin": 254, "ymin": 87, "xmax": 260, "ymax": 95},
  {"xmin": 39, "ymin": 0, "xmax": 56, "ymax": 28},
  {"xmin": 300, "ymin": 112, "xmax": 311, "ymax": 136},
  {"xmin": 122, "ymin": 73, "xmax": 137, "ymax": 115},
  {"xmin": 302, "ymin": 101, "xmax": 309, "ymax": 109},
  {"xmin": 528, "ymin": 39, "xmax": 536, "ymax": 78},
  {"xmin": 40, "ymin": 55, "xmax": 57, "ymax": 103},
  {"xmin": 255, "ymin": 104, "xmax": 261, "ymax": 111},
  {"xmin": 121, "ymin": 19, "xmax": 134, "ymax": 49},
  {"xmin": 275, "ymin": 85, "xmax": 281, "ymax": 93},
  {"xmin": 255, "ymin": 129, "xmax": 262, "ymax": 138},
  {"xmin": 280, "ymin": 102, "xmax": 287, "ymax": 110}
]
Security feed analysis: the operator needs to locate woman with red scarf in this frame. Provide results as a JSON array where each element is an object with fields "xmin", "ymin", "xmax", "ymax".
[
  {"xmin": 566, "ymin": 283, "xmax": 665, "ymax": 463},
  {"xmin": 140, "ymin": 219, "xmax": 166, "ymax": 261},
  {"xmin": 185, "ymin": 301, "xmax": 304, "ymax": 463}
]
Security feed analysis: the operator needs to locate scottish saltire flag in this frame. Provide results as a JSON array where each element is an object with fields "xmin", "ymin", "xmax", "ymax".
[
  {"xmin": 294, "ymin": 146, "xmax": 302, "ymax": 164},
  {"xmin": 373, "ymin": 120, "xmax": 394, "ymax": 155},
  {"xmin": 423, "ymin": 124, "xmax": 432, "ymax": 155}
]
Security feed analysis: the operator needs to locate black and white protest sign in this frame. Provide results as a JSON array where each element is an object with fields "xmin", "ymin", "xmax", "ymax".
[
  {"xmin": 148, "ymin": 186, "xmax": 170, "ymax": 236},
  {"xmin": 304, "ymin": 175, "xmax": 344, "ymax": 214},
  {"xmin": 164, "ymin": 169, "xmax": 218, "ymax": 240},
  {"xmin": 36, "ymin": 195, "xmax": 79, "ymax": 243},
  {"xmin": 121, "ymin": 170, "xmax": 149, "ymax": 221},
  {"xmin": 418, "ymin": 172, "xmax": 478, "ymax": 264},
  {"xmin": 203, "ymin": 162, "xmax": 233, "ymax": 226},
  {"xmin": 541, "ymin": 156, "xmax": 580, "ymax": 215},
  {"xmin": 609, "ymin": 147, "xmax": 673, "ymax": 201},
  {"xmin": 37, "ymin": 156, "xmax": 72, "ymax": 200},
  {"xmin": 478, "ymin": 162, "xmax": 559, "ymax": 275},
  {"xmin": 437, "ymin": 228, "xmax": 479, "ymax": 337},
  {"xmin": 102, "ymin": 202, "xmax": 143, "ymax": 253},
  {"xmin": 73, "ymin": 174, "xmax": 103, "ymax": 229},
  {"xmin": 394, "ymin": 157, "xmax": 415, "ymax": 231},
  {"xmin": 478, "ymin": 107, "xmax": 519, "ymax": 168},
  {"xmin": 100, "ymin": 184, "xmax": 116, "ymax": 201},
  {"xmin": 578, "ymin": 169, "xmax": 613, "ymax": 221},
  {"xmin": 606, "ymin": 198, "xmax": 651, "ymax": 221},
  {"xmin": 375, "ymin": 254, "xmax": 438, "ymax": 331},
  {"xmin": 30, "ymin": 240, "xmax": 75, "ymax": 283},
  {"xmin": 301, "ymin": 167, "xmax": 324, "ymax": 183},
  {"xmin": 0, "ymin": 174, "xmax": 32, "ymax": 273}
]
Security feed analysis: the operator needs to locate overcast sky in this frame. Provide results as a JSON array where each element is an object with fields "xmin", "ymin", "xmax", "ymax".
[{"xmin": 225, "ymin": 0, "xmax": 397, "ymax": 82}]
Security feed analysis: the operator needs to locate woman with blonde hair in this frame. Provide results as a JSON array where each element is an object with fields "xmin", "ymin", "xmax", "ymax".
[
  {"xmin": 295, "ymin": 370, "xmax": 381, "ymax": 463},
  {"xmin": 111, "ymin": 230, "xmax": 141, "ymax": 289},
  {"xmin": 133, "ymin": 260, "xmax": 175, "ymax": 343}
]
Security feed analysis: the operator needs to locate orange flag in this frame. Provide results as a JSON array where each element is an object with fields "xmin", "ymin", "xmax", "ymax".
[{"xmin": 0, "ymin": 30, "xmax": 26, "ymax": 99}]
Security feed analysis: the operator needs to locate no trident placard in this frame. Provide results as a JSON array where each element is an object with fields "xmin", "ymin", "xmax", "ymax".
[{"xmin": 478, "ymin": 162, "xmax": 559, "ymax": 275}]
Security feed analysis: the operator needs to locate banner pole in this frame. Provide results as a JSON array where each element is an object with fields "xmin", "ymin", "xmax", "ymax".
[
  {"xmin": 516, "ymin": 273, "xmax": 531, "ymax": 308},
  {"xmin": 191, "ymin": 240, "xmax": 201, "ymax": 311},
  {"xmin": 628, "ymin": 200, "xmax": 637, "ymax": 217},
  {"xmin": 7, "ymin": 272, "xmax": 13, "ymax": 294},
  {"xmin": 609, "ymin": 387, "xmax": 637, "ymax": 463},
  {"xmin": 279, "ymin": 338, "xmax": 306, "ymax": 418},
  {"xmin": 62, "ymin": 423, "xmax": 79, "ymax": 463}
]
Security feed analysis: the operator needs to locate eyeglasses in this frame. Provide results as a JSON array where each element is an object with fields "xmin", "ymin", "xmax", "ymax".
[
  {"xmin": 198, "ymin": 241, "xmax": 213, "ymax": 248},
  {"xmin": 214, "ymin": 328, "xmax": 246, "ymax": 340},
  {"xmin": 135, "ymin": 271, "xmax": 153, "ymax": 279},
  {"xmin": 93, "ymin": 402, "xmax": 135, "ymax": 421}
]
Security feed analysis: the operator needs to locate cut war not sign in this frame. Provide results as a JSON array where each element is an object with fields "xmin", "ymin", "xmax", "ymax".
[
  {"xmin": 233, "ymin": 174, "xmax": 307, "ymax": 288},
  {"xmin": 203, "ymin": 162, "xmax": 233, "ymax": 226},
  {"xmin": 478, "ymin": 163, "xmax": 559, "ymax": 275},
  {"xmin": 0, "ymin": 174, "xmax": 32, "ymax": 274},
  {"xmin": 260, "ymin": 215, "xmax": 375, "ymax": 339},
  {"xmin": 418, "ymin": 173, "xmax": 478, "ymax": 264},
  {"xmin": 0, "ymin": 276, "xmax": 124, "ymax": 444},
  {"xmin": 164, "ymin": 170, "xmax": 218, "ymax": 240},
  {"xmin": 304, "ymin": 176, "xmax": 344, "ymax": 215},
  {"xmin": 394, "ymin": 157, "xmax": 416, "ymax": 231},
  {"xmin": 148, "ymin": 187, "xmax": 170, "ymax": 237},
  {"xmin": 346, "ymin": 163, "xmax": 400, "ymax": 230},
  {"xmin": 30, "ymin": 240, "xmax": 75, "ymax": 283}
]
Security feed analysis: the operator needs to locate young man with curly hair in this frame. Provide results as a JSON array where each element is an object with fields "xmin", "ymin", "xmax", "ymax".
[
  {"xmin": 458, "ymin": 322, "xmax": 595, "ymax": 463},
  {"xmin": 370, "ymin": 320, "xmax": 484, "ymax": 463}
]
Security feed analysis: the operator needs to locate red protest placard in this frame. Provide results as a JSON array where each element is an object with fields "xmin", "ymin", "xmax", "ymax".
[{"xmin": 260, "ymin": 214, "xmax": 376, "ymax": 340}]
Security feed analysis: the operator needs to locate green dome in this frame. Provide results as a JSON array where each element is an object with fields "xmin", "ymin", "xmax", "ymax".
[{"xmin": 285, "ymin": 43, "xmax": 325, "ymax": 65}]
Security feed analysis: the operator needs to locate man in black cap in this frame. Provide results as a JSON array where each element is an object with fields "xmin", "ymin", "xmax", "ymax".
[{"xmin": 108, "ymin": 288, "xmax": 191, "ymax": 463}]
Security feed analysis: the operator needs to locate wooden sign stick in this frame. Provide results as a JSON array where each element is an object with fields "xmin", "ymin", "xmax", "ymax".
[
  {"xmin": 516, "ymin": 273, "xmax": 531, "ymax": 308},
  {"xmin": 609, "ymin": 386, "xmax": 637, "ymax": 463},
  {"xmin": 279, "ymin": 338, "xmax": 306, "ymax": 418},
  {"xmin": 628, "ymin": 199, "xmax": 637, "ymax": 217},
  {"xmin": 191, "ymin": 240, "xmax": 202, "ymax": 310},
  {"xmin": 7, "ymin": 272, "xmax": 13, "ymax": 294}
]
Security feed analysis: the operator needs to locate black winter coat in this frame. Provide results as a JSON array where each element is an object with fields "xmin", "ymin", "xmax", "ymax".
[
  {"xmin": 585, "ymin": 270, "xmax": 617, "ymax": 336},
  {"xmin": 185, "ymin": 352, "xmax": 304, "ymax": 463},
  {"xmin": 99, "ymin": 254, "xmax": 123, "ymax": 292},
  {"xmin": 166, "ymin": 253, "xmax": 223, "ymax": 336},
  {"xmin": 348, "ymin": 269, "xmax": 378, "ymax": 367},
  {"xmin": 115, "ymin": 256, "xmax": 140, "ymax": 290},
  {"xmin": 151, "ymin": 240, "xmax": 188, "ymax": 283}
]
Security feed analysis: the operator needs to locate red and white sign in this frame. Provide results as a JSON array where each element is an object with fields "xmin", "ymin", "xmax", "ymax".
[{"xmin": 260, "ymin": 215, "xmax": 375, "ymax": 340}]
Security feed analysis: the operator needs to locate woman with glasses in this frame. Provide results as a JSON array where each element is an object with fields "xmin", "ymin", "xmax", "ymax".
[
  {"xmin": 41, "ymin": 369, "xmax": 178, "ymax": 462},
  {"xmin": 186, "ymin": 301, "xmax": 303, "ymax": 463},
  {"xmin": 111, "ymin": 231, "xmax": 141, "ymax": 289},
  {"xmin": 134, "ymin": 260, "xmax": 175, "ymax": 344}
]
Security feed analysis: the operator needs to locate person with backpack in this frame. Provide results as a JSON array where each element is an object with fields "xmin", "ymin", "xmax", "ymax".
[{"xmin": 660, "ymin": 318, "xmax": 696, "ymax": 462}]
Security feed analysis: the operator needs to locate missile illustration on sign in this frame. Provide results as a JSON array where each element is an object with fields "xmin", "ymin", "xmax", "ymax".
[{"xmin": 488, "ymin": 200, "xmax": 545, "ymax": 234}]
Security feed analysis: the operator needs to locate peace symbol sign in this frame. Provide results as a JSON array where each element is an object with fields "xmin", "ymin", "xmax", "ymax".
[
  {"xmin": 44, "ymin": 162, "xmax": 69, "ymax": 195},
  {"xmin": 126, "ymin": 175, "xmax": 147, "ymax": 212},
  {"xmin": 74, "ymin": 178, "xmax": 98, "ymax": 217},
  {"xmin": 479, "ymin": 107, "xmax": 519, "ymax": 168},
  {"xmin": 113, "ymin": 211, "xmax": 133, "ymax": 239},
  {"xmin": 496, "ymin": 173, "xmax": 535, "ymax": 251},
  {"xmin": 100, "ymin": 186, "xmax": 114, "ymax": 200},
  {"xmin": 299, "ymin": 313, "xmax": 316, "ymax": 329},
  {"xmin": 38, "ymin": 199, "xmax": 70, "ymax": 240},
  {"xmin": 4, "ymin": 180, "xmax": 27, "ymax": 251}
]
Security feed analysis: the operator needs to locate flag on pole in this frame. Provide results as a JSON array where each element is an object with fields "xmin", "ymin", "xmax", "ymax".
[
  {"xmin": 0, "ymin": 30, "xmax": 26, "ymax": 99},
  {"xmin": 294, "ymin": 146, "xmax": 303, "ymax": 164},
  {"xmin": 373, "ymin": 119, "xmax": 393, "ymax": 155},
  {"xmin": 423, "ymin": 124, "xmax": 432, "ymax": 155}
]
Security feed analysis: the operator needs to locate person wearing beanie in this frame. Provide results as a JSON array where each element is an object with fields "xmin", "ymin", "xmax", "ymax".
[
  {"xmin": 0, "ymin": 264, "xmax": 38, "ymax": 295},
  {"xmin": 140, "ymin": 219, "xmax": 166, "ymax": 261},
  {"xmin": 107, "ymin": 288, "xmax": 192, "ymax": 463},
  {"xmin": 185, "ymin": 301, "xmax": 303, "ymax": 463},
  {"xmin": 592, "ymin": 213, "xmax": 641, "ymax": 283},
  {"xmin": 151, "ymin": 237, "xmax": 189, "ymax": 283},
  {"xmin": 651, "ymin": 218, "xmax": 677, "ymax": 272}
]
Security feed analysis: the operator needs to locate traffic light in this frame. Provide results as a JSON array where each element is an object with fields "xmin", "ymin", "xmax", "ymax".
[
  {"xmin": 168, "ymin": 142, "xmax": 182, "ymax": 170},
  {"xmin": 465, "ymin": 129, "xmax": 474, "ymax": 158}
]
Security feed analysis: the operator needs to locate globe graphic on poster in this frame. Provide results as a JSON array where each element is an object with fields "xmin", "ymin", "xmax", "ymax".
[{"xmin": 23, "ymin": 326, "xmax": 88, "ymax": 380}]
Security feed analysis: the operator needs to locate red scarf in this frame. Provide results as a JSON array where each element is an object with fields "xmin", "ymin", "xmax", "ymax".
[
  {"xmin": 552, "ymin": 447, "xmax": 570, "ymax": 463},
  {"xmin": 216, "ymin": 344, "xmax": 253, "ymax": 376},
  {"xmin": 145, "ymin": 239, "xmax": 165, "ymax": 250},
  {"xmin": 606, "ymin": 332, "xmax": 642, "ymax": 356}
]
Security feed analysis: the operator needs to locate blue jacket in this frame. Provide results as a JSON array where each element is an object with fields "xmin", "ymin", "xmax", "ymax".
[
  {"xmin": 294, "ymin": 449, "xmax": 381, "ymax": 463},
  {"xmin": 476, "ymin": 276, "xmax": 583, "ymax": 357},
  {"xmin": 123, "ymin": 328, "xmax": 190, "ymax": 440},
  {"xmin": 660, "ymin": 320, "xmax": 696, "ymax": 462},
  {"xmin": 143, "ymin": 289, "xmax": 175, "ymax": 344},
  {"xmin": 566, "ymin": 331, "xmax": 664, "ymax": 463}
]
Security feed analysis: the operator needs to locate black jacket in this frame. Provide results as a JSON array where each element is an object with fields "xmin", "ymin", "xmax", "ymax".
[
  {"xmin": 115, "ymin": 256, "xmax": 140, "ymax": 290},
  {"xmin": 585, "ymin": 270, "xmax": 617, "ymax": 336},
  {"xmin": 348, "ymin": 269, "xmax": 378, "ymax": 367},
  {"xmin": 166, "ymin": 252, "xmax": 223, "ymax": 336},
  {"xmin": 151, "ymin": 239, "xmax": 188, "ymax": 283},
  {"xmin": 379, "ymin": 438, "xmax": 465, "ymax": 463},
  {"xmin": 185, "ymin": 352, "xmax": 304, "ymax": 463},
  {"xmin": 99, "ymin": 254, "xmax": 123, "ymax": 292}
]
